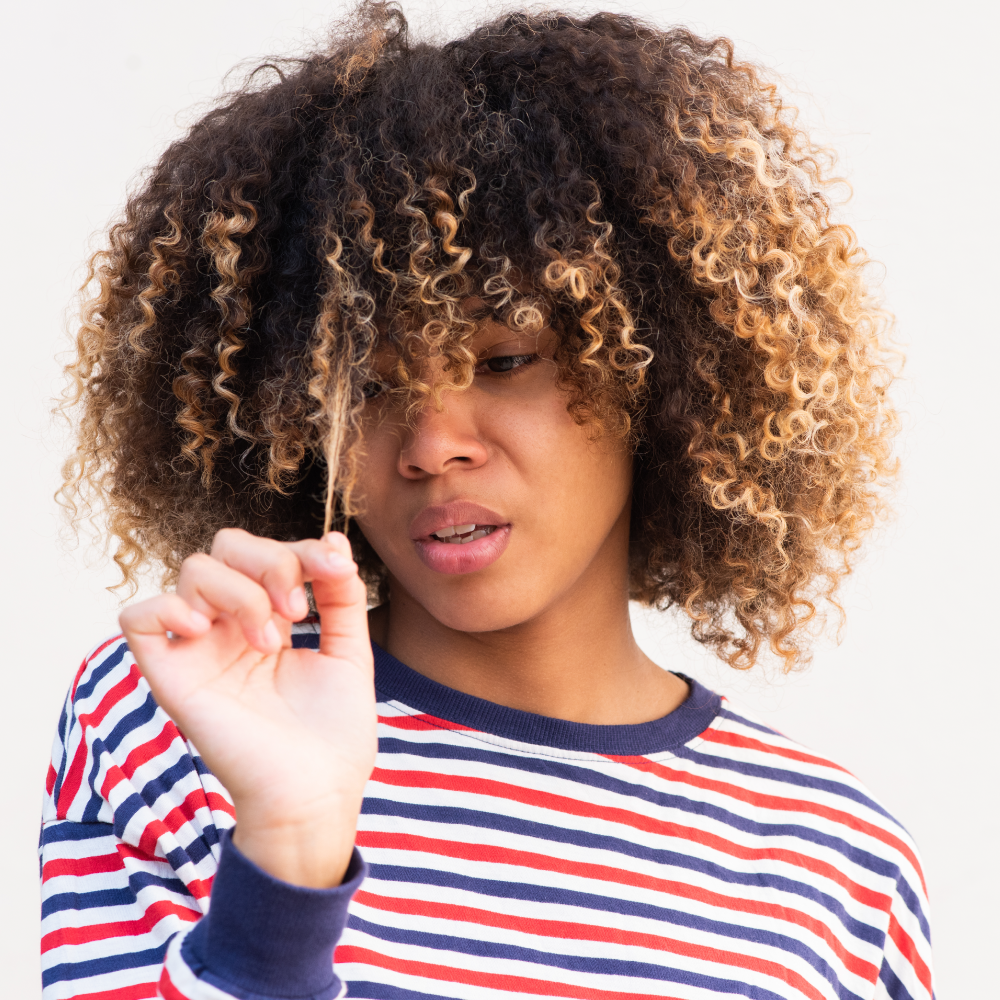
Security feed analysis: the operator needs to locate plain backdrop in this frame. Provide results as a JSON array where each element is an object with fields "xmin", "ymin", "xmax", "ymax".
[{"xmin": 3, "ymin": 0, "xmax": 997, "ymax": 995}]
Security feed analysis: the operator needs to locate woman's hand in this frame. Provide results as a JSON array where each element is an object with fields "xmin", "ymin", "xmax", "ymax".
[{"xmin": 118, "ymin": 529, "xmax": 376, "ymax": 889}]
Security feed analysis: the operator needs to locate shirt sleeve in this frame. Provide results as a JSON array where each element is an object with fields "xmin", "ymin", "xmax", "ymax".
[
  {"xmin": 872, "ymin": 847, "xmax": 935, "ymax": 1000},
  {"xmin": 40, "ymin": 635, "xmax": 366, "ymax": 1000}
]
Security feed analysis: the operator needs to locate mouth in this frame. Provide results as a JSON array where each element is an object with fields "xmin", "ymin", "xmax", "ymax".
[
  {"xmin": 410, "ymin": 503, "xmax": 512, "ymax": 575},
  {"xmin": 427, "ymin": 523, "xmax": 498, "ymax": 544}
]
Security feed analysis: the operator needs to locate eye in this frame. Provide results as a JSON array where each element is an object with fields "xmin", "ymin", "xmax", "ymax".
[{"xmin": 476, "ymin": 353, "xmax": 536, "ymax": 375}]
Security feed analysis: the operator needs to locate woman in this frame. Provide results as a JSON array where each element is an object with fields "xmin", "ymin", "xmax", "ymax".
[{"xmin": 41, "ymin": 5, "xmax": 931, "ymax": 999}]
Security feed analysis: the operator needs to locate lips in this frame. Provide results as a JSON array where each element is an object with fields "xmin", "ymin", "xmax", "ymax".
[{"xmin": 410, "ymin": 502, "xmax": 512, "ymax": 575}]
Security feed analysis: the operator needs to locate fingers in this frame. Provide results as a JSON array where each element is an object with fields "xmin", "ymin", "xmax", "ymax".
[
  {"xmin": 306, "ymin": 533, "xmax": 371, "ymax": 664},
  {"xmin": 120, "ymin": 593, "xmax": 212, "ymax": 659},
  {"xmin": 211, "ymin": 528, "xmax": 356, "ymax": 623},
  {"xmin": 178, "ymin": 552, "xmax": 283, "ymax": 654},
  {"xmin": 135, "ymin": 528, "xmax": 368, "ymax": 661},
  {"xmin": 211, "ymin": 529, "xmax": 310, "ymax": 622}
]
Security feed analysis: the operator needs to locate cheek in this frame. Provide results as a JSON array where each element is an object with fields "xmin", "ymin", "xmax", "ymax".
[
  {"xmin": 353, "ymin": 420, "xmax": 404, "ymax": 535},
  {"xmin": 498, "ymin": 394, "xmax": 632, "ymax": 542}
]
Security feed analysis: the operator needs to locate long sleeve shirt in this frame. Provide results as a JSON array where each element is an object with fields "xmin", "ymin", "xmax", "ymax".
[{"xmin": 40, "ymin": 622, "xmax": 933, "ymax": 1000}]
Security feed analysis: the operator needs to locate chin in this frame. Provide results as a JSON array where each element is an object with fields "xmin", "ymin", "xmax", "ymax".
[
  {"xmin": 398, "ymin": 568, "xmax": 546, "ymax": 634},
  {"xmin": 429, "ymin": 607, "xmax": 533, "ymax": 634}
]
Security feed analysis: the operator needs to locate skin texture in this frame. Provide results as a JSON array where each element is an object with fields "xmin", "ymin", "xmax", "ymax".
[
  {"xmin": 360, "ymin": 320, "xmax": 688, "ymax": 724},
  {"xmin": 120, "ymin": 319, "xmax": 688, "ymax": 888}
]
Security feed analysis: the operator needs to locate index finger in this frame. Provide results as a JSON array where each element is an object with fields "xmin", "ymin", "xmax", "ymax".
[{"xmin": 209, "ymin": 528, "xmax": 343, "ymax": 622}]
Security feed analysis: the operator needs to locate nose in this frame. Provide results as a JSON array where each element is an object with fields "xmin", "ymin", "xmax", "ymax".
[{"xmin": 397, "ymin": 390, "xmax": 489, "ymax": 479}]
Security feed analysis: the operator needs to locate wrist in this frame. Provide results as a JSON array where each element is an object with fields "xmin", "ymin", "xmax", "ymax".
[{"xmin": 231, "ymin": 810, "xmax": 358, "ymax": 889}]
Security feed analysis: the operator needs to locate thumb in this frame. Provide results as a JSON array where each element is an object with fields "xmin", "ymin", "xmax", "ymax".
[{"xmin": 310, "ymin": 533, "xmax": 373, "ymax": 668}]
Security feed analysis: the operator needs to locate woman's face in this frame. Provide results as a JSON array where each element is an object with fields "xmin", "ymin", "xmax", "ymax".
[{"xmin": 354, "ymin": 319, "xmax": 633, "ymax": 633}]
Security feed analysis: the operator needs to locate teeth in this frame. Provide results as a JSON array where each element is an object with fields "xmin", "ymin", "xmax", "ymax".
[{"xmin": 432, "ymin": 523, "xmax": 497, "ymax": 543}]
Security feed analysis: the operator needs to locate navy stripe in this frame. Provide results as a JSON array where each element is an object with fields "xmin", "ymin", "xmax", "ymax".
[
  {"xmin": 364, "ymin": 864, "xmax": 859, "ymax": 990},
  {"xmin": 40, "ymin": 821, "xmax": 115, "ymax": 845},
  {"xmin": 879, "ymin": 956, "xmax": 916, "ymax": 1000},
  {"xmin": 42, "ymin": 887, "xmax": 136, "ymax": 918},
  {"xmin": 139, "ymin": 753, "xmax": 198, "ymax": 808},
  {"xmin": 895, "ymin": 878, "xmax": 932, "ymax": 942},
  {"xmin": 82, "ymin": 738, "xmax": 109, "ymax": 823},
  {"xmin": 57, "ymin": 700, "xmax": 69, "ymax": 744},
  {"xmin": 42, "ymin": 942, "xmax": 168, "ymax": 986},
  {"xmin": 127, "ymin": 869, "xmax": 193, "ymax": 898},
  {"xmin": 112, "ymin": 791, "xmax": 147, "ymax": 838},
  {"xmin": 164, "ymin": 828, "xmax": 219, "ymax": 871},
  {"xmin": 52, "ymin": 696, "xmax": 71, "ymax": 805},
  {"xmin": 346, "ymin": 982, "xmax": 457, "ymax": 1000},
  {"xmin": 74, "ymin": 640, "xmax": 129, "ymax": 703},
  {"xmin": 104, "ymin": 692, "xmax": 159, "ymax": 753},
  {"xmin": 717, "ymin": 708, "xmax": 783, "ymax": 737},
  {"xmin": 348, "ymin": 914, "xmax": 821, "ymax": 1000}
]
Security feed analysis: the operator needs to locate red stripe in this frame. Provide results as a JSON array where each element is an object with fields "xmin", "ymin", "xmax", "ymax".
[
  {"xmin": 355, "ymin": 831, "xmax": 871, "ymax": 977},
  {"xmin": 101, "ymin": 762, "xmax": 129, "ymax": 802},
  {"xmin": 699, "ymin": 728, "xmax": 852, "ymax": 774},
  {"xmin": 206, "ymin": 790, "xmax": 236, "ymax": 819},
  {"xmin": 67, "ymin": 984, "xmax": 158, "ymax": 1000},
  {"xmin": 613, "ymin": 756, "xmax": 928, "ymax": 894},
  {"xmin": 379, "ymin": 712, "xmax": 476, "ymax": 732},
  {"xmin": 161, "ymin": 788, "xmax": 213, "ymax": 836},
  {"xmin": 335, "ymin": 944, "xmax": 686, "ymax": 999},
  {"xmin": 354, "ymin": 890, "xmax": 855, "ymax": 997},
  {"xmin": 42, "ymin": 852, "xmax": 124, "ymax": 881},
  {"xmin": 46, "ymin": 762, "xmax": 57, "ymax": 796},
  {"xmin": 138, "ymin": 816, "xmax": 170, "ymax": 860},
  {"xmin": 158, "ymin": 968, "xmax": 192, "ymax": 1000},
  {"xmin": 121, "ymin": 720, "xmax": 182, "ymax": 779},
  {"xmin": 370, "ymin": 767, "xmax": 890, "ymax": 910},
  {"xmin": 887, "ymin": 912, "xmax": 933, "ymax": 994},
  {"xmin": 41, "ymin": 899, "xmax": 200, "ymax": 952},
  {"xmin": 56, "ymin": 736, "xmax": 90, "ymax": 819},
  {"xmin": 79, "ymin": 663, "xmax": 141, "ymax": 730}
]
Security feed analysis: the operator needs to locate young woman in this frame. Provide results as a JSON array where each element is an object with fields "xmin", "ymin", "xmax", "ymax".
[{"xmin": 41, "ymin": 6, "xmax": 932, "ymax": 999}]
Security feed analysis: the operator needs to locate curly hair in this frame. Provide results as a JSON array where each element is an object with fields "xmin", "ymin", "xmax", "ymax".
[{"xmin": 59, "ymin": 2, "xmax": 899, "ymax": 670}]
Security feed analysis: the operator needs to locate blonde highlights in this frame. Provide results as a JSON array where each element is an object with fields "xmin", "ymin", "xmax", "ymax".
[{"xmin": 59, "ymin": 4, "xmax": 899, "ymax": 669}]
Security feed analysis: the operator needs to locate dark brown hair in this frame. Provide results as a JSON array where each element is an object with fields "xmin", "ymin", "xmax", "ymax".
[{"xmin": 60, "ymin": 3, "xmax": 899, "ymax": 669}]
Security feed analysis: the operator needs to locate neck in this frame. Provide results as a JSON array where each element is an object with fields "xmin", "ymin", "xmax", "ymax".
[{"xmin": 368, "ymin": 516, "xmax": 689, "ymax": 726}]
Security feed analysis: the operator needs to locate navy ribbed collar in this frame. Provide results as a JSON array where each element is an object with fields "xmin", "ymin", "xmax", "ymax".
[{"xmin": 372, "ymin": 642, "xmax": 721, "ymax": 756}]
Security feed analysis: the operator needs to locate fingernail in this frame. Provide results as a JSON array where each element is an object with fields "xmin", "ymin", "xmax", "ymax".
[
  {"xmin": 263, "ymin": 620, "xmax": 281, "ymax": 650},
  {"xmin": 324, "ymin": 551, "xmax": 352, "ymax": 572},
  {"xmin": 290, "ymin": 587, "xmax": 308, "ymax": 619}
]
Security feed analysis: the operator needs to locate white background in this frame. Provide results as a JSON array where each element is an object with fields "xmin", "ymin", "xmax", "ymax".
[{"xmin": 2, "ymin": 0, "xmax": 996, "ymax": 995}]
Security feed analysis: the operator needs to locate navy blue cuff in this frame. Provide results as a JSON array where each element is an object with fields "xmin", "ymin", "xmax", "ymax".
[{"xmin": 181, "ymin": 828, "xmax": 366, "ymax": 1000}]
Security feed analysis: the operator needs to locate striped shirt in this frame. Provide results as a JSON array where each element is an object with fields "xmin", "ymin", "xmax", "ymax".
[{"xmin": 40, "ymin": 623, "xmax": 933, "ymax": 1000}]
